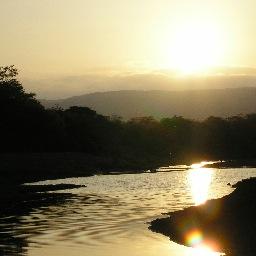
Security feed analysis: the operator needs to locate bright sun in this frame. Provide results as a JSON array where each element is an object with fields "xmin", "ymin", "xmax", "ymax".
[{"xmin": 167, "ymin": 22, "xmax": 224, "ymax": 74}]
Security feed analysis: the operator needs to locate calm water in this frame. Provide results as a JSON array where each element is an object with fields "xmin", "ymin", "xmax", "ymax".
[{"xmin": 1, "ymin": 167, "xmax": 256, "ymax": 256}]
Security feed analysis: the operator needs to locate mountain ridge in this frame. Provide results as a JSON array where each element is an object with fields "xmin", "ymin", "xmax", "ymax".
[{"xmin": 40, "ymin": 87, "xmax": 256, "ymax": 120}]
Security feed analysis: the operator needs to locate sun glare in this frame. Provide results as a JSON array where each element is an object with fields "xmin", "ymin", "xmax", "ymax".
[
  {"xmin": 188, "ymin": 167, "xmax": 213, "ymax": 205},
  {"xmin": 167, "ymin": 22, "xmax": 224, "ymax": 75},
  {"xmin": 188, "ymin": 245, "xmax": 219, "ymax": 256}
]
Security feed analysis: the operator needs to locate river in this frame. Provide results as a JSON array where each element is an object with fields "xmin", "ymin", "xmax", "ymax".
[{"xmin": 1, "ymin": 166, "xmax": 256, "ymax": 256}]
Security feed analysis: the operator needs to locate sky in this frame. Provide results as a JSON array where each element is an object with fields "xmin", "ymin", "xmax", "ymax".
[{"xmin": 1, "ymin": 0, "xmax": 256, "ymax": 97}]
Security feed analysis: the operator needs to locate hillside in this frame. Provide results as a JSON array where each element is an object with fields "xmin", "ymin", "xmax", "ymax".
[{"xmin": 40, "ymin": 87, "xmax": 256, "ymax": 120}]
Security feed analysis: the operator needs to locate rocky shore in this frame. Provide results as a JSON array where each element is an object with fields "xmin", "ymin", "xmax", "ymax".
[{"xmin": 149, "ymin": 177, "xmax": 256, "ymax": 256}]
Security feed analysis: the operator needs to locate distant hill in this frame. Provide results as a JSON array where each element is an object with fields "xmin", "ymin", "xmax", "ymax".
[{"xmin": 40, "ymin": 88, "xmax": 256, "ymax": 120}]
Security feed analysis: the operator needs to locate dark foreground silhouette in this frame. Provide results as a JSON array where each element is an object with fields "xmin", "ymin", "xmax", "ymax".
[{"xmin": 149, "ymin": 177, "xmax": 256, "ymax": 256}]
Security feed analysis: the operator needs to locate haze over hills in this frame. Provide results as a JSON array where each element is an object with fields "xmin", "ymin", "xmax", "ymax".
[
  {"xmin": 41, "ymin": 87, "xmax": 256, "ymax": 120},
  {"xmin": 24, "ymin": 72, "xmax": 256, "ymax": 99}
]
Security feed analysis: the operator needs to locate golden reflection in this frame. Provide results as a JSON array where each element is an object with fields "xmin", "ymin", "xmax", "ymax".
[
  {"xmin": 186, "ymin": 245, "xmax": 220, "ymax": 256},
  {"xmin": 188, "ymin": 167, "xmax": 213, "ymax": 205},
  {"xmin": 182, "ymin": 165, "xmax": 222, "ymax": 256}
]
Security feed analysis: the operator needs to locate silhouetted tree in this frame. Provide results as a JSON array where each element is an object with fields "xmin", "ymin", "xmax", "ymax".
[{"xmin": 0, "ymin": 66, "xmax": 45, "ymax": 151}]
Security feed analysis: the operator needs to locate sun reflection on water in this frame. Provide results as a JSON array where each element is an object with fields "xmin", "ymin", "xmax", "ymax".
[
  {"xmin": 184, "ymin": 164, "xmax": 222, "ymax": 256},
  {"xmin": 188, "ymin": 166, "xmax": 213, "ymax": 205},
  {"xmin": 186, "ymin": 245, "xmax": 221, "ymax": 256}
]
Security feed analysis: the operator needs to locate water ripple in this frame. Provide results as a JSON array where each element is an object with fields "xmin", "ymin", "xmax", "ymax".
[{"xmin": 1, "ymin": 168, "xmax": 256, "ymax": 255}]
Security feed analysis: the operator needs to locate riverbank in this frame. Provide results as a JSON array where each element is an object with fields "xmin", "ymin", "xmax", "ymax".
[
  {"xmin": 205, "ymin": 159, "xmax": 256, "ymax": 168},
  {"xmin": 149, "ymin": 177, "xmax": 256, "ymax": 256},
  {"xmin": 0, "ymin": 152, "xmax": 170, "ymax": 184}
]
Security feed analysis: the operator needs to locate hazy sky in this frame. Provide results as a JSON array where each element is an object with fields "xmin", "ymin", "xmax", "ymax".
[{"xmin": 1, "ymin": 0, "xmax": 256, "ymax": 97}]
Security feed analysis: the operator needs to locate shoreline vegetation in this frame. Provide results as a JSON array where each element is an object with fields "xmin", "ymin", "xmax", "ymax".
[{"xmin": 149, "ymin": 177, "xmax": 256, "ymax": 256}]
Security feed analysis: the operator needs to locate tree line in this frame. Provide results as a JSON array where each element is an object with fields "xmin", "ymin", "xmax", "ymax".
[{"xmin": 1, "ymin": 66, "xmax": 256, "ymax": 167}]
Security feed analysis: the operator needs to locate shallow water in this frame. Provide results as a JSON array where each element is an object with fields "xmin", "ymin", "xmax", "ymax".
[{"xmin": 1, "ymin": 167, "xmax": 256, "ymax": 256}]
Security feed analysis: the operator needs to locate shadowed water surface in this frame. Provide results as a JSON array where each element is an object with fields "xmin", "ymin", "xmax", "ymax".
[{"xmin": 1, "ymin": 168, "xmax": 256, "ymax": 256}]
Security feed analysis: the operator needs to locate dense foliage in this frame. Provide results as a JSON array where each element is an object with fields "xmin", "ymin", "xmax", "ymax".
[{"xmin": 1, "ymin": 66, "xmax": 256, "ymax": 166}]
